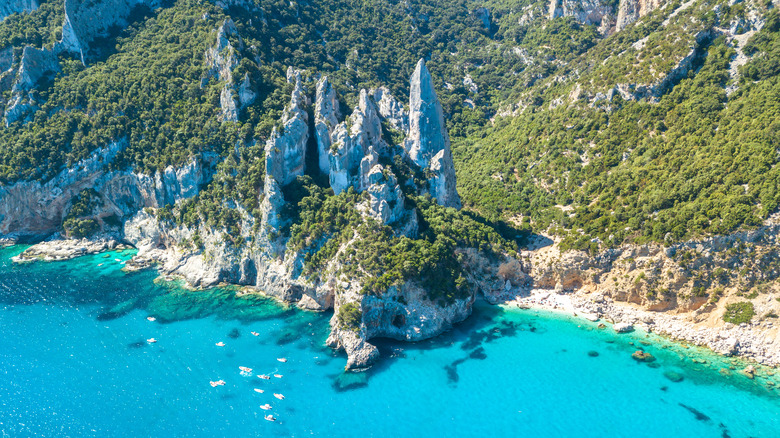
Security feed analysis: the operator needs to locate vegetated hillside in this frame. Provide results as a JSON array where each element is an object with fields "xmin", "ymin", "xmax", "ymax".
[
  {"xmin": 0, "ymin": 0, "xmax": 777, "ymax": 251},
  {"xmin": 455, "ymin": 0, "xmax": 780, "ymax": 251}
]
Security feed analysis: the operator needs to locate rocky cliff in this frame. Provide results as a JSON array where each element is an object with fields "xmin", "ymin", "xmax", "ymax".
[
  {"xmin": 114, "ymin": 60, "xmax": 498, "ymax": 369},
  {"xmin": 549, "ymin": 0, "xmax": 615, "ymax": 34},
  {"xmin": 2, "ymin": 0, "xmax": 162, "ymax": 124},
  {"xmin": 0, "ymin": 138, "xmax": 217, "ymax": 239},
  {"xmin": 406, "ymin": 59, "xmax": 461, "ymax": 209},
  {"xmin": 616, "ymin": 0, "xmax": 666, "ymax": 31},
  {"xmin": 0, "ymin": 0, "xmax": 38, "ymax": 22}
]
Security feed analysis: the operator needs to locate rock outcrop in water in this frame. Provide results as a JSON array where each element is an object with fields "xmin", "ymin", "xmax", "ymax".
[
  {"xmin": 4, "ymin": 58, "xmax": 489, "ymax": 370},
  {"xmin": 118, "ymin": 60, "xmax": 478, "ymax": 368}
]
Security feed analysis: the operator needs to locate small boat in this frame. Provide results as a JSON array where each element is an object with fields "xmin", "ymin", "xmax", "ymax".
[
  {"xmin": 254, "ymin": 388, "xmax": 264, "ymax": 393},
  {"xmin": 264, "ymin": 415, "xmax": 275, "ymax": 422},
  {"xmin": 251, "ymin": 331, "xmax": 259, "ymax": 336},
  {"xmin": 147, "ymin": 338, "xmax": 157, "ymax": 343},
  {"xmin": 114, "ymin": 258, "xmax": 121, "ymax": 262},
  {"xmin": 273, "ymin": 374, "xmax": 283, "ymax": 379},
  {"xmin": 260, "ymin": 404, "xmax": 272, "ymax": 410},
  {"xmin": 258, "ymin": 374, "xmax": 271, "ymax": 380},
  {"xmin": 97, "ymin": 263, "xmax": 103, "ymax": 267},
  {"xmin": 215, "ymin": 342, "xmax": 225, "ymax": 347},
  {"xmin": 273, "ymin": 393, "xmax": 284, "ymax": 400},
  {"xmin": 239, "ymin": 366, "xmax": 253, "ymax": 373},
  {"xmin": 209, "ymin": 380, "xmax": 226, "ymax": 387},
  {"xmin": 147, "ymin": 316, "xmax": 156, "ymax": 322},
  {"xmin": 277, "ymin": 358, "xmax": 287, "ymax": 363}
]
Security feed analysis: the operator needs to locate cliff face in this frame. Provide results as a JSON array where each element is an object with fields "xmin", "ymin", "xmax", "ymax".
[
  {"xmin": 616, "ymin": 0, "xmax": 666, "ymax": 31},
  {"xmin": 2, "ymin": 0, "xmax": 162, "ymax": 124},
  {"xmin": 0, "ymin": 0, "xmax": 38, "ymax": 22},
  {"xmin": 407, "ymin": 59, "xmax": 461, "ymax": 209},
  {"xmin": 265, "ymin": 71, "xmax": 309, "ymax": 187},
  {"xmin": 314, "ymin": 77, "xmax": 341, "ymax": 174},
  {"xmin": 549, "ymin": 0, "xmax": 615, "ymax": 33},
  {"xmin": 118, "ymin": 60, "xmax": 481, "ymax": 369},
  {"xmin": 203, "ymin": 18, "xmax": 256, "ymax": 122},
  {"xmin": 0, "ymin": 139, "xmax": 216, "ymax": 238}
]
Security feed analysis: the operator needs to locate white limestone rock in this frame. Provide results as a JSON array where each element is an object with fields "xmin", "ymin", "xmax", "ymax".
[
  {"xmin": 371, "ymin": 86, "xmax": 408, "ymax": 134},
  {"xmin": 328, "ymin": 89, "xmax": 386, "ymax": 194},
  {"xmin": 0, "ymin": 0, "xmax": 37, "ymax": 22},
  {"xmin": 549, "ymin": 0, "xmax": 615, "ymax": 34},
  {"xmin": 616, "ymin": 0, "xmax": 665, "ymax": 31},
  {"xmin": 265, "ymin": 73, "xmax": 309, "ymax": 186},
  {"xmin": 406, "ymin": 59, "xmax": 461, "ymax": 209},
  {"xmin": 314, "ymin": 77, "xmax": 341, "ymax": 174}
]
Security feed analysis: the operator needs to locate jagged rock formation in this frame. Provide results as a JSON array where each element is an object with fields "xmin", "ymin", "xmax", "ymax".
[
  {"xmin": 327, "ymin": 89, "xmax": 386, "ymax": 195},
  {"xmin": 203, "ymin": 18, "xmax": 256, "ymax": 122},
  {"xmin": 0, "ymin": 139, "xmax": 217, "ymax": 238},
  {"xmin": 406, "ymin": 59, "xmax": 461, "ymax": 209},
  {"xmin": 118, "ymin": 60, "xmax": 475, "ymax": 369},
  {"xmin": 265, "ymin": 71, "xmax": 309, "ymax": 186},
  {"xmin": 2, "ymin": 0, "xmax": 162, "ymax": 124},
  {"xmin": 60, "ymin": 0, "xmax": 161, "ymax": 59},
  {"xmin": 314, "ymin": 77, "xmax": 341, "ymax": 174},
  {"xmin": 0, "ymin": 0, "xmax": 38, "ymax": 22},
  {"xmin": 371, "ymin": 86, "xmax": 408, "ymax": 133},
  {"xmin": 549, "ymin": 0, "xmax": 615, "ymax": 34},
  {"xmin": 616, "ymin": 0, "xmax": 666, "ymax": 31}
]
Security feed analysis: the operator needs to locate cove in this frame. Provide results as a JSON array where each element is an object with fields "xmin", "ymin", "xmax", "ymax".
[{"xmin": 0, "ymin": 245, "xmax": 778, "ymax": 437}]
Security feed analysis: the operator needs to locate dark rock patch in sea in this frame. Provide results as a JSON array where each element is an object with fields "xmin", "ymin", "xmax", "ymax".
[
  {"xmin": 469, "ymin": 347, "xmax": 487, "ymax": 360},
  {"xmin": 587, "ymin": 351, "xmax": 600, "ymax": 357},
  {"xmin": 678, "ymin": 403, "xmax": 711, "ymax": 422},
  {"xmin": 445, "ymin": 364, "xmax": 459, "ymax": 384},
  {"xmin": 127, "ymin": 340, "xmax": 146, "ymax": 349},
  {"xmin": 719, "ymin": 423, "xmax": 731, "ymax": 438},
  {"xmin": 97, "ymin": 310, "xmax": 126, "ymax": 321},
  {"xmin": 228, "ymin": 328, "xmax": 241, "ymax": 339},
  {"xmin": 664, "ymin": 371, "xmax": 685, "ymax": 383},
  {"xmin": 276, "ymin": 328, "xmax": 301, "ymax": 345},
  {"xmin": 333, "ymin": 371, "xmax": 369, "ymax": 392}
]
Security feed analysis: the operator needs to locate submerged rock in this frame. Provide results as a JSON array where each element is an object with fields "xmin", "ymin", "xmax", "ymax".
[{"xmin": 631, "ymin": 350, "xmax": 656, "ymax": 362}]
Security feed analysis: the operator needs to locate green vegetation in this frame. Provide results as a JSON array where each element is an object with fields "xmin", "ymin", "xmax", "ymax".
[
  {"xmin": 337, "ymin": 302, "xmax": 362, "ymax": 331},
  {"xmin": 62, "ymin": 189, "xmax": 102, "ymax": 238},
  {"xmin": 0, "ymin": 0, "xmax": 65, "ymax": 49},
  {"xmin": 722, "ymin": 301, "xmax": 756, "ymax": 324}
]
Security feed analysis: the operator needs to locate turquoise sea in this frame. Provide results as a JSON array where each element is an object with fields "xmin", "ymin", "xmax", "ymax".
[{"xmin": 0, "ymin": 245, "xmax": 778, "ymax": 437}]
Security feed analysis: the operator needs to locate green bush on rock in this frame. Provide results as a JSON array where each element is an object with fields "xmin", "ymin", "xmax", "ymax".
[
  {"xmin": 722, "ymin": 301, "xmax": 756, "ymax": 324},
  {"xmin": 337, "ymin": 302, "xmax": 362, "ymax": 332}
]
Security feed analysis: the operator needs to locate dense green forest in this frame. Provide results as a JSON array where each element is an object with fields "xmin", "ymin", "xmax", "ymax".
[{"xmin": 0, "ymin": 0, "xmax": 778, "ymax": 253}]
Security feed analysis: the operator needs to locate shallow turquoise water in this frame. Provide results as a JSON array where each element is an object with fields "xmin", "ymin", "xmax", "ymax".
[{"xmin": 0, "ymin": 245, "xmax": 778, "ymax": 437}]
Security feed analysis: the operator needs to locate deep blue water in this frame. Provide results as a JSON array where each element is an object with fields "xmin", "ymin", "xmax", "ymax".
[{"xmin": 0, "ymin": 245, "xmax": 778, "ymax": 437}]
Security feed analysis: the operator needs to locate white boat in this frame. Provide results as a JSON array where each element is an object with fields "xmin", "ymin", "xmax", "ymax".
[{"xmin": 273, "ymin": 393, "xmax": 284, "ymax": 400}]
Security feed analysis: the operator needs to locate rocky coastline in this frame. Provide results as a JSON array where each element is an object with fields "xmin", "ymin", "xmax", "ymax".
[{"xmin": 504, "ymin": 288, "xmax": 780, "ymax": 368}]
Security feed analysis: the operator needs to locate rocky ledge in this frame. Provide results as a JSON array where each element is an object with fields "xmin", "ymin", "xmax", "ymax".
[{"xmin": 12, "ymin": 237, "xmax": 130, "ymax": 262}]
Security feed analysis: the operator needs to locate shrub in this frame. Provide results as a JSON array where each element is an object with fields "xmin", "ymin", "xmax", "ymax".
[
  {"xmin": 337, "ymin": 302, "xmax": 362, "ymax": 332},
  {"xmin": 722, "ymin": 301, "xmax": 755, "ymax": 324}
]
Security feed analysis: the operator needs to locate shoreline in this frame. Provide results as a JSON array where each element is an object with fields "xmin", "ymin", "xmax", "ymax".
[
  {"xmin": 501, "ymin": 289, "xmax": 780, "ymax": 369},
  {"xmin": 6, "ymin": 239, "xmax": 780, "ymax": 370}
]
